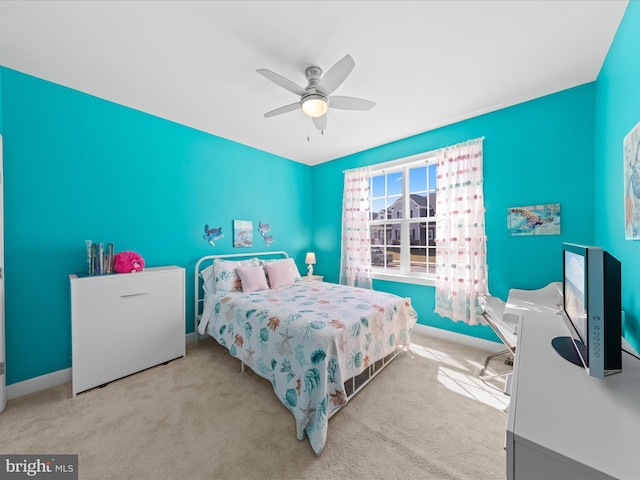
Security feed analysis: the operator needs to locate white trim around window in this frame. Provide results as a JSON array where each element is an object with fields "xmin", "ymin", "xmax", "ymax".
[
  {"xmin": 368, "ymin": 149, "xmax": 438, "ymax": 285},
  {"xmin": 373, "ymin": 271, "xmax": 436, "ymax": 287}
]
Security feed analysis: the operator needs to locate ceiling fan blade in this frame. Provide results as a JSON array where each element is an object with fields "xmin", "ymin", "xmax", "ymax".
[
  {"xmin": 316, "ymin": 54, "xmax": 355, "ymax": 95},
  {"xmin": 312, "ymin": 114, "xmax": 327, "ymax": 131},
  {"xmin": 330, "ymin": 95, "xmax": 376, "ymax": 111},
  {"xmin": 264, "ymin": 102, "xmax": 300, "ymax": 118},
  {"xmin": 257, "ymin": 69, "xmax": 307, "ymax": 96}
]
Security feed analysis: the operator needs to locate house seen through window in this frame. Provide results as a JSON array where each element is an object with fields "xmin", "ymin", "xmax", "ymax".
[{"xmin": 369, "ymin": 154, "xmax": 437, "ymax": 280}]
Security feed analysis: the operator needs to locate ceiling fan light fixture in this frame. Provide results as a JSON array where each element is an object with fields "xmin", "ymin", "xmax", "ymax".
[
  {"xmin": 258, "ymin": 54, "xmax": 374, "ymax": 132},
  {"xmin": 301, "ymin": 94, "xmax": 328, "ymax": 118}
]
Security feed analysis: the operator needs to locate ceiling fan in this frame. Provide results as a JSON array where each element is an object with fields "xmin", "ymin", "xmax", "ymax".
[{"xmin": 257, "ymin": 54, "xmax": 375, "ymax": 132}]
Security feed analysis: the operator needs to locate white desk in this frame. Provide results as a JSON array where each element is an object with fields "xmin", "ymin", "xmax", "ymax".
[{"xmin": 505, "ymin": 283, "xmax": 640, "ymax": 479}]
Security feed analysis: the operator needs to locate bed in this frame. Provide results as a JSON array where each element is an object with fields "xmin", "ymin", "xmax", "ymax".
[{"xmin": 194, "ymin": 251, "xmax": 418, "ymax": 454}]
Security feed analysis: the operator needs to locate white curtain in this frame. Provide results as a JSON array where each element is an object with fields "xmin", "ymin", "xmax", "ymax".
[
  {"xmin": 339, "ymin": 167, "xmax": 372, "ymax": 289},
  {"xmin": 434, "ymin": 138, "xmax": 488, "ymax": 325}
]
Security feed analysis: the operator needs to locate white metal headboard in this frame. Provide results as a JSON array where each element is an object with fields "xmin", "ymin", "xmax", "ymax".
[{"xmin": 194, "ymin": 251, "xmax": 289, "ymax": 341}]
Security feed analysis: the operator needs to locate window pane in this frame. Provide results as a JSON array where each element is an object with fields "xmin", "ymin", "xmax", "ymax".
[
  {"xmin": 386, "ymin": 248, "xmax": 400, "ymax": 270},
  {"xmin": 426, "ymin": 163, "xmax": 436, "ymax": 216},
  {"xmin": 409, "ymin": 222, "xmax": 427, "ymax": 248},
  {"xmin": 387, "ymin": 195, "xmax": 402, "ymax": 219},
  {"xmin": 387, "ymin": 171, "xmax": 402, "ymax": 196},
  {"xmin": 410, "ymin": 246, "xmax": 427, "ymax": 273},
  {"xmin": 428, "ymin": 163, "xmax": 437, "ymax": 191},
  {"xmin": 426, "ymin": 193, "xmax": 436, "ymax": 217},
  {"xmin": 370, "ymin": 223, "xmax": 399, "ymax": 270},
  {"xmin": 410, "ymin": 166, "xmax": 427, "ymax": 193},
  {"xmin": 371, "ymin": 247, "xmax": 394, "ymax": 268},
  {"xmin": 427, "ymin": 221, "xmax": 436, "ymax": 245},
  {"xmin": 370, "ymin": 225, "xmax": 386, "ymax": 247},
  {"xmin": 389, "ymin": 223, "xmax": 401, "ymax": 246},
  {"xmin": 409, "ymin": 193, "xmax": 427, "ymax": 218},
  {"xmin": 371, "ymin": 198, "xmax": 385, "ymax": 220},
  {"xmin": 427, "ymin": 246, "xmax": 436, "ymax": 274},
  {"xmin": 372, "ymin": 175, "xmax": 385, "ymax": 197},
  {"xmin": 367, "ymin": 158, "xmax": 436, "ymax": 278}
]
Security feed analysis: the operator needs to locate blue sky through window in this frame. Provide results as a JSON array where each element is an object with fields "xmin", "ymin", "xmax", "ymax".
[{"xmin": 370, "ymin": 164, "xmax": 436, "ymax": 216}]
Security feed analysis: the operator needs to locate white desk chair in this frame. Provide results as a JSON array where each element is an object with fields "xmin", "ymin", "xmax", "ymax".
[{"xmin": 478, "ymin": 295, "xmax": 520, "ymax": 396}]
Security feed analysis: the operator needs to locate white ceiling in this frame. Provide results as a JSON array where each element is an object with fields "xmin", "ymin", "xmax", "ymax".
[{"xmin": 0, "ymin": 1, "xmax": 628, "ymax": 166}]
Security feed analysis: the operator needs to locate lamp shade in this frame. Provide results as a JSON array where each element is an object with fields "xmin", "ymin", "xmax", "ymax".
[{"xmin": 305, "ymin": 252, "xmax": 316, "ymax": 265}]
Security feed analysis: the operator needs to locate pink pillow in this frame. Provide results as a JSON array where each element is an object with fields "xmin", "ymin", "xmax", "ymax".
[
  {"xmin": 236, "ymin": 265, "xmax": 269, "ymax": 293},
  {"xmin": 266, "ymin": 261, "xmax": 296, "ymax": 289}
]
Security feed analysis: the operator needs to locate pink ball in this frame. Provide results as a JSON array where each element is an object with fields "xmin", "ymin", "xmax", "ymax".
[{"xmin": 114, "ymin": 251, "xmax": 145, "ymax": 273}]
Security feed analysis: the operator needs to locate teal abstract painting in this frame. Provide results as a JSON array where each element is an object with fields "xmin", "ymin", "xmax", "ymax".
[
  {"xmin": 508, "ymin": 204, "xmax": 561, "ymax": 236},
  {"xmin": 624, "ymin": 121, "xmax": 640, "ymax": 240}
]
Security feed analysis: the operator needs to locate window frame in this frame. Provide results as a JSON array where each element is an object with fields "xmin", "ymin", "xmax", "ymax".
[{"xmin": 368, "ymin": 151, "xmax": 438, "ymax": 287}]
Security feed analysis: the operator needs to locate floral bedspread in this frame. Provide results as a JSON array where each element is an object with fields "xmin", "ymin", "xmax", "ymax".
[{"xmin": 198, "ymin": 281, "xmax": 418, "ymax": 455}]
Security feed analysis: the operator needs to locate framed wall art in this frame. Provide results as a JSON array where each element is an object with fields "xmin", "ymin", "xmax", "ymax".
[
  {"xmin": 233, "ymin": 220, "xmax": 253, "ymax": 247},
  {"xmin": 624, "ymin": 120, "xmax": 640, "ymax": 240},
  {"xmin": 508, "ymin": 203, "xmax": 561, "ymax": 236}
]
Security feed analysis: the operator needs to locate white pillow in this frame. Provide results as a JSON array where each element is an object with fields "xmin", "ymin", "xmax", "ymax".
[
  {"xmin": 237, "ymin": 265, "xmax": 270, "ymax": 293},
  {"xmin": 201, "ymin": 265, "xmax": 215, "ymax": 294}
]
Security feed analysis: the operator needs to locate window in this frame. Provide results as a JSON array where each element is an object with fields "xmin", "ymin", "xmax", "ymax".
[{"xmin": 369, "ymin": 153, "xmax": 437, "ymax": 284}]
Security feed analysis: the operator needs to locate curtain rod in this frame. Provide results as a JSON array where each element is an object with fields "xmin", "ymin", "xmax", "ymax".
[{"xmin": 343, "ymin": 136, "xmax": 484, "ymax": 173}]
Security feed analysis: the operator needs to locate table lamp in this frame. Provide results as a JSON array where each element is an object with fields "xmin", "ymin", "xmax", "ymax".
[{"xmin": 305, "ymin": 252, "xmax": 316, "ymax": 276}]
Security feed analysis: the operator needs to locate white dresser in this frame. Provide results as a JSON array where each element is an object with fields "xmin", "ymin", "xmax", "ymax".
[{"xmin": 70, "ymin": 266, "xmax": 186, "ymax": 397}]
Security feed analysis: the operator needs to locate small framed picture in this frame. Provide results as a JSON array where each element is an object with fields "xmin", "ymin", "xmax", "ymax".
[
  {"xmin": 233, "ymin": 220, "xmax": 253, "ymax": 247},
  {"xmin": 508, "ymin": 204, "xmax": 561, "ymax": 236}
]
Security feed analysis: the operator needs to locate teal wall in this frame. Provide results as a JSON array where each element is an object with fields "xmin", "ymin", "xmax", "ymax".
[
  {"xmin": 3, "ymin": 2, "xmax": 638, "ymax": 386},
  {"xmin": 0, "ymin": 67, "xmax": 3, "ymax": 133},
  {"xmin": 312, "ymin": 85, "xmax": 596, "ymax": 341},
  {"xmin": 0, "ymin": 68, "xmax": 312, "ymax": 385},
  {"xmin": 595, "ymin": 0, "xmax": 640, "ymax": 352}
]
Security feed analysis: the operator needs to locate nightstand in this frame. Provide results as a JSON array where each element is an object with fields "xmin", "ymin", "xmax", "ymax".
[{"xmin": 302, "ymin": 274, "xmax": 324, "ymax": 282}]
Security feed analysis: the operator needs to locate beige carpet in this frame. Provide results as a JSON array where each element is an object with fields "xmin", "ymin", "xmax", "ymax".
[{"xmin": 0, "ymin": 332, "xmax": 510, "ymax": 479}]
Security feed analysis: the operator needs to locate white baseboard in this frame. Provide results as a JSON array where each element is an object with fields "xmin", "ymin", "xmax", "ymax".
[
  {"xmin": 7, "ymin": 334, "xmax": 198, "ymax": 401},
  {"xmin": 413, "ymin": 323, "xmax": 504, "ymax": 353},
  {"xmin": 7, "ymin": 367, "xmax": 72, "ymax": 400},
  {"xmin": 6, "ymin": 328, "xmax": 501, "ymax": 401}
]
